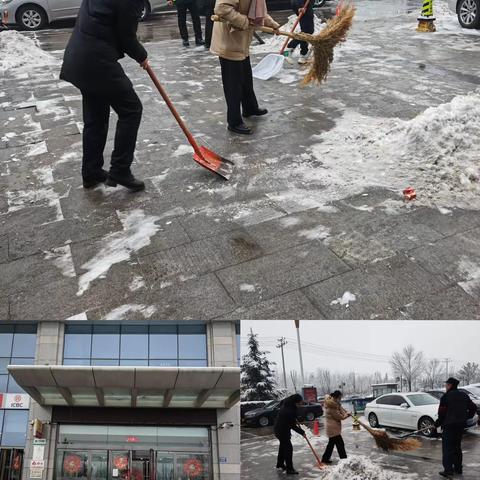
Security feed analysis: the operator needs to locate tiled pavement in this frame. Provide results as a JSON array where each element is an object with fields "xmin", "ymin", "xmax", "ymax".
[{"xmin": 1, "ymin": 6, "xmax": 479, "ymax": 320}]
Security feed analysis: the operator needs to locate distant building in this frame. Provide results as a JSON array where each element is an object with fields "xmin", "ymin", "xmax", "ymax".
[{"xmin": 371, "ymin": 382, "xmax": 399, "ymax": 398}]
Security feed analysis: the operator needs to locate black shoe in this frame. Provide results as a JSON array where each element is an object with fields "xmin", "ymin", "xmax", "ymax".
[
  {"xmin": 322, "ymin": 460, "xmax": 332, "ymax": 465},
  {"xmin": 275, "ymin": 465, "xmax": 286, "ymax": 470},
  {"xmin": 106, "ymin": 173, "xmax": 145, "ymax": 192},
  {"xmin": 83, "ymin": 169, "xmax": 108, "ymax": 189},
  {"xmin": 286, "ymin": 470, "xmax": 299, "ymax": 475},
  {"xmin": 204, "ymin": 44, "xmax": 210, "ymax": 50},
  {"xmin": 243, "ymin": 108, "xmax": 268, "ymax": 118},
  {"xmin": 227, "ymin": 123, "xmax": 252, "ymax": 135},
  {"xmin": 195, "ymin": 38, "xmax": 205, "ymax": 46},
  {"xmin": 439, "ymin": 472, "xmax": 454, "ymax": 478},
  {"xmin": 182, "ymin": 40, "xmax": 190, "ymax": 47}
]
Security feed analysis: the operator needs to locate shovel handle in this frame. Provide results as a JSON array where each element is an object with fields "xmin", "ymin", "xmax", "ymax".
[
  {"xmin": 211, "ymin": 15, "xmax": 296, "ymax": 39},
  {"xmin": 279, "ymin": 0, "xmax": 312, "ymax": 54}
]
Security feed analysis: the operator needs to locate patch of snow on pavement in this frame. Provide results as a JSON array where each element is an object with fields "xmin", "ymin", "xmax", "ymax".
[
  {"xmin": 240, "ymin": 283, "xmax": 256, "ymax": 292},
  {"xmin": 44, "ymin": 245, "xmax": 76, "ymax": 278},
  {"xmin": 331, "ymin": 291, "xmax": 357, "ymax": 307},
  {"xmin": 299, "ymin": 225, "xmax": 330, "ymax": 240},
  {"xmin": 0, "ymin": 30, "xmax": 57, "ymax": 70},
  {"xmin": 103, "ymin": 304, "xmax": 157, "ymax": 320},
  {"xmin": 26, "ymin": 141, "xmax": 48, "ymax": 157},
  {"xmin": 173, "ymin": 144, "xmax": 193, "ymax": 157},
  {"xmin": 77, "ymin": 209, "xmax": 160, "ymax": 296},
  {"xmin": 129, "ymin": 275, "xmax": 146, "ymax": 292},
  {"xmin": 457, "ymin": 257, "xmax": 480, "ymax": 296},
  {"xmin": 66, "ymin": 312, "xmax": 88, "ymax": 320}
]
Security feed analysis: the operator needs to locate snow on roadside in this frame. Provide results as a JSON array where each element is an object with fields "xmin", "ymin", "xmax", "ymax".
[
  {"xmin": 76, "ymin": 209, "xmax": 160, "ymax": 296},
  {"xmin": 0, "ymin": 30, "xmax": 57, "ymax": 70},
  {"xmin": 103, "ymin": 304, "xmax": 157, "ymax": 320},
  {"xmin": 331, "ymin": 291, "xmax": 356, "ymax": 307},
  {"xmin": 431, "ymin": 0, "xmax": 480, "ymax": 36}
]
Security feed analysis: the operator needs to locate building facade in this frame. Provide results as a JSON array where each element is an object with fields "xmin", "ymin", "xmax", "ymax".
[{"xmin": 1, "ymin": 322, "xmax": 240, "ymax": 480}]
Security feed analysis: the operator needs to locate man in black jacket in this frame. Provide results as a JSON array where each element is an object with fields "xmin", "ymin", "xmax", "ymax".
[
  {"xmin": 273, "ymin": 394, "xmax": 305, "ymax": 475},
  {"xmin": 60, "ymin": 0, "xmax": 148, "ymax": 191},
  {"xmin": 435, "ymin": 377, "xmax": 477, "ymax": 478}
]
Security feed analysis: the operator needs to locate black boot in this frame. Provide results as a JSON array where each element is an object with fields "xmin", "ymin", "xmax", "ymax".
[
  {"xmin": 286, "ymin": 470, "xmax": 299, "ymax": 475},
  {"xmin": 106, "ymin": 172, "xmax": 145, "ymax": 192},
  {"xmin": 227, "ymin": 123, "xmax": 252, "ymax": 135},
  {"xmin": 195, "ymin": 38, "xmax": 205, "ymax": 46},
  {"xmin": 438, "ymin": 472, "xmax": 454, "ymax": 478},
  {"xmin": 182, "ymin": 40, "xmax": 190, "ymax": 47},
  {"xmin": 83, "ymin": 169, "xmax": 108, "ymax": 189},
  {"xmin": 243, "ymin": 108, "xmax": 268, "ymax": 118}
]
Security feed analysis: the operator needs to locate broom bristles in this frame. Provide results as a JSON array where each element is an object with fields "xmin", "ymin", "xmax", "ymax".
[
  {"xmin": 288, "ymin": 3, "xmax": 355, "ymax": 85},
  {"xmin": 360, "ymin": 422, "xmax": 422, "ymax": 452}
]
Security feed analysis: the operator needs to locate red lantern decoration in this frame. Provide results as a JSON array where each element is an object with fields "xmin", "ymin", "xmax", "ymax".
[
  {"xmin": 113, "ymin": 456, "xmax": 129, "ymax": 471},
  {"xmin": 12, "ymin": 453, "xmax": 22, "ymax": 471},
  {"xmin": 183, "ymin": 458, "xmax": 203, "ymax": 478},
  {"xmin": 131, "ymin": 468, "xmax": 143, "ymax": 480},
  {"xmin": 63, "ymin": 454, "xmax": 83, "ymax": 475}
]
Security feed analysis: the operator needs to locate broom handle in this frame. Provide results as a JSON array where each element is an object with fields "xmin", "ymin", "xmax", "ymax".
[
  {"xmin": 279, "ymin": 0, "xmax": 312, "ymax": 54},
  {"xmin": 211, "ymin": 15, "xmax": 297, "ymax": 40},
  {"xmin": 303, "ymin": 435, "xmax": 324, "ymax": 469}
]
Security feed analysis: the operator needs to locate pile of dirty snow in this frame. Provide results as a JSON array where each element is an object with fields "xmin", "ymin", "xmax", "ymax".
[
  {"xmin": 307, "ymin": 89, "xmax": 480, "ymax": 209},
  {"xmin": 0, "ymin": 30, "xmax": 56, "ymax": 70},
  {"xmin": 318, "ymin": 457, "xmax": 414, "ymax": 480},
  {"xmin": 251, "ymin": 14, "xmax": 325, "ymax": 53}
]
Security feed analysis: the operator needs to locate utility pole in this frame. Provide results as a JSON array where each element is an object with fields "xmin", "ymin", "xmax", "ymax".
[
  {"xmin": 276, "ymin": 337, "xmax": 288, "ymax": 390},
  {"xmin": 443, "ymin": 358, "xmax": 451, "ymax": 379},
  {"xmin": 294, "ymin": 320, "xmax": 305, "ymax": 386}
]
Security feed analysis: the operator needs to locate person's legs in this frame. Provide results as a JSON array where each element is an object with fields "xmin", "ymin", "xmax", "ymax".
[
  {"xmin": 442, "ymin": 428, "xmax": 455, "ymax": 473},
  {"xmin": 219, "ymin": 57, "xmax": 244, "ymax": 128},
  {"xmin": 204, "ymin": 1, "xmax": 215, "ymax": 48},
  {"xmin": 452, "ymin": 427, "xmax": 463, "ymax": 473},
  {"xmin": 276, "ymin": 437, "xmax": 285, "ymax": 468},
  {"xmin": 81, "ymin": 92, "xmax": 110, "ymax": 185},
  {"xmin": 321, "ymin": 438, "xmax": 335, "ymax": 462},
  {"xmin": 334, "ymin": 435, "xmax": 347, "ymax": 459},
  {"xmin": 108, "ymin": 86, "xmax": 143, "ymax": 181},
  {"xmin": 188, "ymin": 0, "xmax": 204, "ymax": 43},
  {"xmin": 299, "ymin": 13, "xmax": 314, "ymax": 56},
  {"xmin": 177, "ymin": 4, "xmax": 189, "ymax": 42},
  {"xmin": 240, "ymin": 57, "xmax": 260, "ymax": 115},
  {"xmin": 284, "ymin": 438, "xmax": 294, "ymax": 471}
]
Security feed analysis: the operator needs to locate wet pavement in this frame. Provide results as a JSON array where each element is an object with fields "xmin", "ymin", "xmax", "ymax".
[
  {"xmin": 241, "ymin": 419, "xmax": 480, "ymax": 479},
  {"xmin": 1, "ymin": 1, "xmax": 480, "ymax": 320}
]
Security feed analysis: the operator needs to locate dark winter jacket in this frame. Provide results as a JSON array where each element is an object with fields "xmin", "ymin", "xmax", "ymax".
[
  {"xmin": 436, "ymin": 388, "xmax": 477, "ymax": 429},
  {"xmin": 60, "ymin": 0, "xmax": 147, "ymax": 94},
  {"xmin": 274, "ymin": 395, "xmax": 305, "ymax": 439}
]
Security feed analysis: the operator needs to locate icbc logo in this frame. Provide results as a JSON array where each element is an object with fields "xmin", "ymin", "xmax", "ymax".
[{"xmin": 14, "ymin": 395, "xmax": 22, "ymax": 402}]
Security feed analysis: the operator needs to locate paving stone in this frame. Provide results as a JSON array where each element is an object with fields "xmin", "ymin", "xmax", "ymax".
[
  {"xmin": 0, "ymin": 234, "xmax": 8, "ymax": 263},
  {"xmin": 219, "ymin": 290, "xmax": 323, "ymax": 320},
  {"xmin": 0, "ymin": 297, "xmax": 9, "ymax": 320},
  {"xmin": 216, "ymin": 240, "xmax": 351, "ymax": 307},
  {"xmin": 303, "ymin": 254, "xmax": 450, "ymax": 320}
]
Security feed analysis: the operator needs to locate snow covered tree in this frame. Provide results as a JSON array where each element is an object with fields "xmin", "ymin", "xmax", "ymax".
[
  {"xmin": 241, "ymin": 330, "xmax": 280, "ymax": 401},
  {"xmin": 458, "ymin": 362, "xmax": 480, "ymax": 385},
  {"xmin": 391, "ymin": 345, "xmax": 425, "ymax": 391},
  {"xmin": 423, "ymin": 359, "xmax": 443, "ymax": 389}
]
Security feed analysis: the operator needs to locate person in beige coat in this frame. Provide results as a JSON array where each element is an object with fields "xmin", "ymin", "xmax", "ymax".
[
  {"xmin": 321, "ymin": 391, "xmax": 351, "ymax": 464},
  {"xmin": 210, "ymin": 0, "xmax": 280, "ymax": 134}
]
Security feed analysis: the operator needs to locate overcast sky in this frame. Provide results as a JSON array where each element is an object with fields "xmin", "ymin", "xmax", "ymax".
[{"xmin": 241, "ymin": 321, "xmax": 480, "ymax": 376}]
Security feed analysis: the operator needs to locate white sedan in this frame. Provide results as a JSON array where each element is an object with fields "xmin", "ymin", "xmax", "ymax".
[
  {"xmin": 448, "ymin": 0, "xmax": 480, "ymax": 28},
  {"xmin": 365, "ymin": 392, "xmax": 440, "ymax": 436}
]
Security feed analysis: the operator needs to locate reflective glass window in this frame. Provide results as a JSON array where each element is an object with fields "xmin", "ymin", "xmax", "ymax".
[
  {"xmin": 1, "ymin": 410, "xmax": 29, "ymax": 447},
  {"xmin": 178, "ymin": 360, "xmax": 208, "ymax": 367},
  {"xmin": 0, "ymin": 358, "xmax": 9, "ymax": 374},
  {"xmin": 0, "ymin": 327, "xmax": 13, "ymax": 357},
  {"xmin": 63, "ymin": 359, "xmax": 91, "ymax": 366},
  {"xmin": 64, "ymin": 325, "xmax": 92, "ymax": 359},
  {"xmin": 178, "ymin": 325, "xmax": 207, "ymax": 360},
  {"xmin": 0, "ymin": 374, "xmax": 8, "ymax": 391},
  {"xmin": 149, "ymin": 325, "xmax": 178, "ymax": 359},
  {"xmin": 11, "ymin": 326, "xmax": 36, "ymax": 357},
  {"xmin": 120, "ymin": 325, "xmax": 148, "ymax": 360},
  {"xmin": 91, "ymin": 359, "xmax": 119, "ymax": 366},
  {"xmin": 91, "ymin": 326, "xmax": 120, "ymax": 359},
  {"xmin": 7, "ymin": 375, "xmax": 24, "ymax": 394}
]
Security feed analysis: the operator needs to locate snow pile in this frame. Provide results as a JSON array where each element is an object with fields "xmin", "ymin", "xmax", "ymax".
[
  {"xmin": 307, "ymin": 90, "xmax": 480, "ymax": 209},
  {"xmin": 319, "ymin": 457, "xmax": 414, "ymax": 480},
  {"xmin": 0, "ymin": 30, "xmax": 56, "ymax": 70},
  {"xmin": 433, "ymin": 0, "xmax": 480, "ymax": 36},
  {"xmin": 251, "ymin": 14, "xmax": 325, "ymax": 53},
  {"xmin": 331, "ymin": 291, "xmax": 356, "ymax": 307}
]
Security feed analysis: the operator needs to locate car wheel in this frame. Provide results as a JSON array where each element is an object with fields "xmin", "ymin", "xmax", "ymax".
[
  {"xmin": 305, "ymin": 412, "xmax": 315, "ymax": 421},
  {"xmin": 457, "ymin": 0, "xmax": 480, "ymax": 28},
  {"xmin": 140, "ymin": 1, "xmax": 151, "ymax": 21},
  {"xmin": 368, "ymin": 413, "xmax": 380, "ymax": 428},
  {"xmin": 258, "ymin": 416, "xmax": 270, "ymax": 427},
  {"xmin": 418, "ymin": 416, "xmax": 435, "ymax": 437},
  {"xmin": 17, "ymin": 4, "xmax": 48, "ymax": 31}
]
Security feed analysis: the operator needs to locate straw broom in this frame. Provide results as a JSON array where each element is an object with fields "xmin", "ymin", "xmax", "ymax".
[
  {"xmin": 352, "ymin": 416, "xmax": 422, "ymax": 453},
  {"xmin": 212, "ymin": 3, "xmax": 355, "ymax": 85}
]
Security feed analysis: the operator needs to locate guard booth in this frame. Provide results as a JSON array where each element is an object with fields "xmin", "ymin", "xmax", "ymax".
[{"xmin": 371, "ymin": 383, "xmax": 398, "ymax": 398}]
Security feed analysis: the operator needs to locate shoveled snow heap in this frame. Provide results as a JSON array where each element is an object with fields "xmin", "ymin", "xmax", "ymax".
[
  {"xmin": 308, "ymin": 89, "xmax": 480, "ymax": 209},
  {"xmin": 318, "ymin": 457, "xmax": 415, "ymax": 480},
  {"xmin": 251, "ymin": 14, "xmax": 326, "ymax": 54},
  {"xmin": 0, "ymin": 30, "xmax": 56, "ymax": 70}
]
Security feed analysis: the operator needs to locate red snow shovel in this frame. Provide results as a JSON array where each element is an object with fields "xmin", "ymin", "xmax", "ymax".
[{"xmin": 146, "ymin": 65, "xmax": 234, "ymax": 180}]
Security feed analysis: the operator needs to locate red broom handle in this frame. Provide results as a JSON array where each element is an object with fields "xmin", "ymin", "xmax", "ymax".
[
  {"xmin": 146, "ymin": 64, "xmax": 202, "ymax": 157},
  {"xmin": 279, "ymin": 0, "xmax": 312, "ymax": 54},
  {"xmin": 304, "ymin": 435, "xmax": 324, "ymax": 469}
]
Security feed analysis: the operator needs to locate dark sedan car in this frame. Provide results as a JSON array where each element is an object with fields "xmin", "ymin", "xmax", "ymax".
[{"xmin": 242, "ymin": 400, "xmax": 323, "ymax": 427}]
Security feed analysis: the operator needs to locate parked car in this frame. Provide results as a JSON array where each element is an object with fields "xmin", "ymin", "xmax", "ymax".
[
  {"xmin": 448, "ymin": 0, "xmax": 480, "ymax": 29},
  {"xmin": 243, "ymin": 399, "xmax": 323, "ymax": 427},
  {"xmin": 427, "ymin": 387, "xmax": 480, "ymax": 414},
  {"xmin": 0, "ymin": 0, "xmax": 167, "ymax": 31}
]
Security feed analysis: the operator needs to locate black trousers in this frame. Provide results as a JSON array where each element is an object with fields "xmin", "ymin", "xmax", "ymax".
[
  {"xmin": 81, "ymin": 86, "xmax": 142, "ymax": 179},
  {"xmin": 287, "ymin": 10, "xmax": 314, "ymax": 55},
  {"xmin": 219, "ymin": 56, "xmax": 259, "ymax": 128},
  {"xmin": 276, "ymin": 436, "xmax": 294, "ymax": 470},
  {"xmin": 204, "ymin": 0, "xmax": 215, "ymax": 47},
  {"xmin": 322, "ymin": 435, "xmax": 347, "ymax": 462},
  {"xmin": 442, "ymin": 426, "xmax": 463, "ymax": 473},
  {"xmin": 177, "ymin": 0, "xmax": 203, "ymax": 42}
]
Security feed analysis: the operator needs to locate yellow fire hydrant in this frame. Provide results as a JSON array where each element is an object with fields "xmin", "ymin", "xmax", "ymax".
[{"xmin": 417, "ymin": 0, "xmax": 436, "ymax": 32}]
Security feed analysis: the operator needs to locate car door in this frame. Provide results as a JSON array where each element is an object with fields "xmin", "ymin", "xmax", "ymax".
[
  {"xmin": 388, "ymin": 395, "xmax": 411, "ymax": 428},
  {"xmin": 47, "ymin": 0, "xmax": 81, "ymax": 20},
  {"xmin": 373, "ymin": 395, "xmax": 393, "ymax": 427}
]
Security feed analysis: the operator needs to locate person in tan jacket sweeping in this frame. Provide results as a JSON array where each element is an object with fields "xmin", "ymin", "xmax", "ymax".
[
  {"xmin": 211, "ymin": 0, "xmax": 280, "ymax": 134},
  {"xmin": 321, "ymin": 391, "xmax": 351, "ymax": 464}
]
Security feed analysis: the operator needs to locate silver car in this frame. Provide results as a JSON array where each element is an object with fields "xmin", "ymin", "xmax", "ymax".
[
  {"xmin": 448, "ymin": 0, "xmax": 480, "ymax": 28},
  {"xmin": 1, "ymin": 0, "xmax": 167, "ymax": 31}
]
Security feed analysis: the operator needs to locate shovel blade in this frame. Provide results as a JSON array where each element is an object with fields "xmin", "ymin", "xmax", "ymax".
[
  {"xmin": 252, "ymin": 54, "xmax": 285, "ymax": 80},
  {"xmin": 194, "ymin": 145, "xmax": 234, "ymax": 180}
]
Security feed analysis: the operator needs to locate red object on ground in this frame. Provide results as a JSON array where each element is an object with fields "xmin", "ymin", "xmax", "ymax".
[
  {"xmin": 403, "ymin": 187, "xmax": 417, "ymax": 200},
  {"xmin": 313, "ymin": 419, "xmax": 320, "ymax": 436}
]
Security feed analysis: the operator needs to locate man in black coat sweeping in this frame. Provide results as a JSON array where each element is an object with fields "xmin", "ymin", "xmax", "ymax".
[
  {"xmin": 435, "ymin": 377, "xmax": 477, "ymax": 478},
  {"xmin": 274, "ymin": 394, "xmax": 305, "ymax": 475},
  {"xmin": 60, "ymin": 0, "xmax": 148, "ymax": 192}
]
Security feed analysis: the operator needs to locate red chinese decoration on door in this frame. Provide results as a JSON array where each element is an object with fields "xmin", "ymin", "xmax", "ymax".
[
  {"xmin": 12, "ymin": 452, "xmax": 22, "ymax": 471},
  {"xmin": 63, "ymin": 454, "xmax": 83, "ymax": 475},
  {"xmin": 183, "ymin": 458, "xmax": 203, "ymax": 478},
  {"xmin": 113, "ymin": 456, "xmax": 129, "ymax": 471}
]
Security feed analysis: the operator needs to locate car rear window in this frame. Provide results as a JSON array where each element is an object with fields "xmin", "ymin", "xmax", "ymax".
[{"xmin": 406, "ymin": 394, "xmax": 439, "ymax": 406}]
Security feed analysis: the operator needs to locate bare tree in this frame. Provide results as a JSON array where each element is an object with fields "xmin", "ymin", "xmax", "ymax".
[
  {"xmin": 290, "ymin": 370, "xmax": 298, "ymax": 393},
  {"xmin": 316, "ymin": 368, "xmax": 332, "ymax": 395},
  {"xmin": 423, "ymin": 358, "xmax": 443, "ymax": 389},
  {"xmin": 391, "ymin": 345, "xmax": 425, "ymax": 391},
  {"xmin": 458, "ymin": 362, "xmax": 480, "ymax": 385}
]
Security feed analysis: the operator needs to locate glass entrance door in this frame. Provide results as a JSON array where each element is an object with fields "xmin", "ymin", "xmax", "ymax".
[
  {"xmin": 131, "ymin": 451, "xmax": 151, "ymax": 480},
  {"xmin": 0, "ymin": 449, "xmax": 24, "ymax": 480}
]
